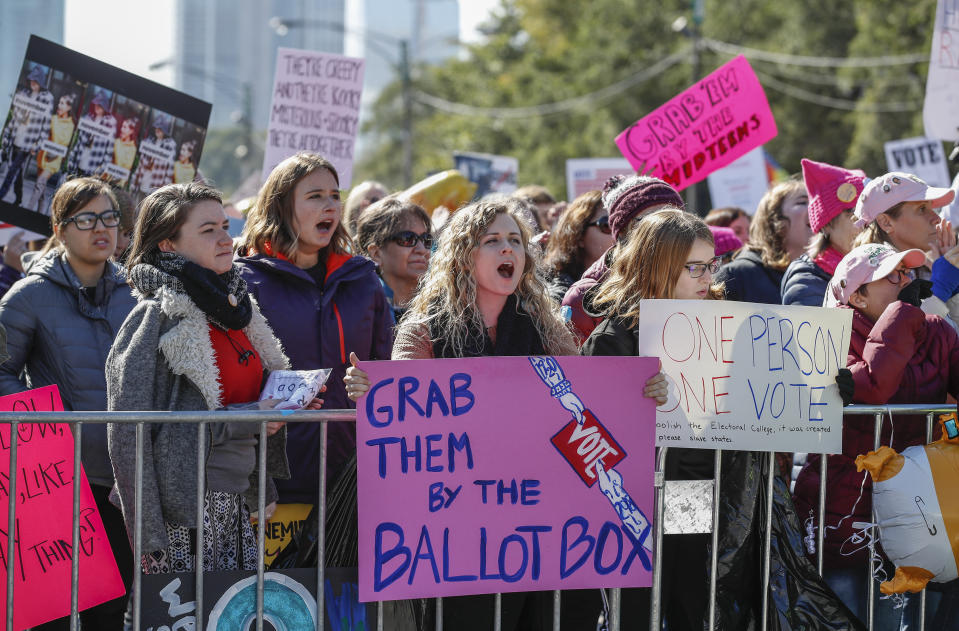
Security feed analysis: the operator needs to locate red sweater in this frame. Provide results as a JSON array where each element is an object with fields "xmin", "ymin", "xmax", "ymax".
[{"xmin": 208, "ymin": 325, "xmax": 263, "ymax": 405}]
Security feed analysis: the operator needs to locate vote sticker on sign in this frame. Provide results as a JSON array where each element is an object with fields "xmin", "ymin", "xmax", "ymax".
[
  {"xmin": 259, "ymin": 369, "xmax": 332, "ymax": 410},
  {"xmin": 550, "ymin": 409, "xmax": 627, "ymax": 487}
]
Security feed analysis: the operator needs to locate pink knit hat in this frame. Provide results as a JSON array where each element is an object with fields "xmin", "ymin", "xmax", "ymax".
[
  {"xmin": 824, "ymin": 243, "xmax": 925, "ymax": 307},
  {"xmin": 602, "ymin": 175, "xmax": 685, "ymax": 241},
  {"xmin": 708, "ymin": 226, "xmax": 743, "ymax": 257},
  {"xmin": 853, "ymin": 172, "xmax": 956, "ymax": 229},
  {"xmin": 801, "ymin": 158, "xmax": 867, "ymax": 234}
]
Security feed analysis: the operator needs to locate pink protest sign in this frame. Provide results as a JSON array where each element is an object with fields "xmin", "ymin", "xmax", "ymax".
[
  {"xmin": 356, "ymin": 356, "xmax": 657, "ymax": 601},
  {"xmin": 0, "ymin": 385, "xmax": 125, "ymax": 631},
  {"xmin": 615, "ymin": 55, "xmax": 777, "ymax": 191}
]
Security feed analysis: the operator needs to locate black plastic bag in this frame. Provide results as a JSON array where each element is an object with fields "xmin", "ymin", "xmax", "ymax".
[{"xmin": 710, "ymin": 450, "xmax": 865, "ymax": 630}]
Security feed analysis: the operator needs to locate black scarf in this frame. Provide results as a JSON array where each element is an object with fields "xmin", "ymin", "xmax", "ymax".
[
  {"xmin": 430, "ymin": 295, "xmax": 546, "ymax": 359},
  {"xmin": 129, "ymin": 252, "xmax": 253, "ymax": 331}
]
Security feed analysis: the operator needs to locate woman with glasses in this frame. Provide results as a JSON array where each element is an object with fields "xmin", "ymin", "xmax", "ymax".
[
  {"xmin": 542, "ymin": 190, "xmax": 613, "ymax": 305},
  {"xmin": 580, "ymin": 208, "xmax": 721, "ymax": 630},
  {"xmin": 235, "ymin": 153, "xmax": 393, "ymax": 516},
  {"xmin": 0, "ymin": 176, "xmax": 136, "ymax": 629},
  {"xmin": 355, "ymin": 194, "xmax": 432, "ymax": 323}
]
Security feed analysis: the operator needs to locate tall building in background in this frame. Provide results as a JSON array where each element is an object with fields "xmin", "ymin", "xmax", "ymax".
[
  {"xmin": 0, "ymin": 0, "xmax": 65, "ymax": 112},
  {"xmin": 345, "ymin": 0, "xmax": 459, "ymax": 158},
  {"xmin": 173, "ymin": 0, "xmax": 345, "ymax": 130}
]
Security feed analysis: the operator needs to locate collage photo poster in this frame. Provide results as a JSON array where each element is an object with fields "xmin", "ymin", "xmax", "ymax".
[{"xmin": 0, "ymin": 35, "xmax": 211, "ymax": 237}]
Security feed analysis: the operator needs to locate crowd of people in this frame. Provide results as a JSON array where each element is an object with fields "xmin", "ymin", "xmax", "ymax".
[{"xmin": 0, "ymin": 146, "xmax": 957, "ymax": 630}]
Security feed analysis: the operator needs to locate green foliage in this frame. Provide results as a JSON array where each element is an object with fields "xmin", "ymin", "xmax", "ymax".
[
  {"xmin": 196, "ymin": 126, "xmax": 264, "ymax": 199},
  {"xmin": 355, "ymin": 0, "xmax": 951, "ymax": 202}
]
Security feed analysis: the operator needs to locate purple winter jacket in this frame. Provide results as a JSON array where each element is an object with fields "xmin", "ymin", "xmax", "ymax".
[{"xmin": 235, "ymin": 251, "xmax": 393, "ymax": 503}]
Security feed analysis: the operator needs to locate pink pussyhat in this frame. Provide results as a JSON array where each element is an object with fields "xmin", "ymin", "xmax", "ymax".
[
  {"xmin": 801, "ymin": 158, "xmax": 867, "ymax": 234},
  {"xmin": 824, "ymin": 243, "xmax": 925, "ymax": 307},
  {"xmin": 708, "ymin": 226, "xmax": 742, "ymax": 257},
  {"xmin": 853, "ymin": 172, "xmax": 956, "ymax": 229}
]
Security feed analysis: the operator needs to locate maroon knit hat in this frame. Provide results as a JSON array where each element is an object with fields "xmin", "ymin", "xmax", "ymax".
[{"xmin": 603, "ymin": 175, "xmax": 685, "ymax": 241}]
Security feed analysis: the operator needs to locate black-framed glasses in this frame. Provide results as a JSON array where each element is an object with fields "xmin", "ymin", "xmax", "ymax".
[
  {"xmin": 885, "ymin": 269, "xmax": 914, "ymax": 285},
  {"xmin": 683, "ymin": 257, "xmax": 721, "ymax": 278},
  {"xmin": 62, "ymin": 209, "xmax": 121, "ymax": 230},
  {"xmin": 389, "ymin": 230, "xmax": 433, "ymax": 248},
  {"xmin": 585, "ymin": 216, "xmax": 611, "ymax": 235}
]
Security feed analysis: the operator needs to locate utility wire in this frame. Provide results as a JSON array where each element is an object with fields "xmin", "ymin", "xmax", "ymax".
[
  {"xmin": 754, "ymin": 69, "xmax": 921, "ymax": 112},
  {"xmin": 413, "ymin": 47, "xmax": 691, "ymax": 119},
  {"xmin": 702, "ymin": 38, "xmax": 927, "ymax": 68}
]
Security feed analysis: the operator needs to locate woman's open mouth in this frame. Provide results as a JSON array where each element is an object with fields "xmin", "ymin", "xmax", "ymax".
[
  {"xmin": 316, "ymin": 219, "xmax": 335, "ymax": 233},
  {"xmin": 497, "ymin": 261, "xmax": 515, "ymax": 279}
]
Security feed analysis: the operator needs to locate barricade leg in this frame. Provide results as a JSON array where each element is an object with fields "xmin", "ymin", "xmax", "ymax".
[
  {"xmin": 435, "ymin": 596, "xmax": 443, "ymax": 631},
  {"xmin": 706, "ymin": 450, "xmax": 721, "ymax": 630},
  {"xmin": 256, "ymin": 421, "xmax": 268, "ymax": 631},
  {"xmin": 195, "ymin": 421, "xmax": 206, "ymax": 627},
  {"xmin": 5, "ymin": 420, "xmax": 16, "ymax": 631},
  {"xmin": 493, "ymin": 592, "xmax": 501, "ymax": 631},
  {"xmin": 867, "ymin": 412, "xmax": 883, "ymax": 631},
  {"xmin": 760, "ymin": 451, "xmax": 775, "ymax": 631},
  {"xmin": 133, "ymin": 422, "xmax": 144, "ymax": 631},
  {"xmin": 649, "ymin": 447, "xmax": 667, "ymax": 630},
  {"xmin": 70, "ymin": 421, "xmax": 82, "ymax": 631},
  {"xmin": 552, "ymin": 590, "xmax": 561, "ymax": 631},
  {"xmin": 918, "ymin": 411, "xmax": 935, "ymax": 631},
  {"xmin": 609, "ymin": 587, "xmax": 620, "ymax": 631},
  {"xmin": 817, "ymin": 454, "xmax": 827, "ymax": 575},
  {"xmin": 317, "ymin": 421, "xmax": 327, "ymax": 631}
]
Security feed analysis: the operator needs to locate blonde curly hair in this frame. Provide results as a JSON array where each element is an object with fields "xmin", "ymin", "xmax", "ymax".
[{"xmin": 403, "ymin": 197, "xmax": 577, "ymax": 357}]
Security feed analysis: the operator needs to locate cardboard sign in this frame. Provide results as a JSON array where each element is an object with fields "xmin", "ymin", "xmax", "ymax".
[
  {"xmin": 923, "ymin": 0, "xmax": 959, "ymax": 141},
  {"xmin": 0, "ymin": 36, "xmax": 210, "ymax": 235},
  {"xmin": 638, "ymin": 300, "xmax": 851, "ymax": 454},
  {"xmin": 705, "ymin": 147, "xmax": 770, "ymax": 215},
  {"xmin": 253, "ymin": 502, "xmax": 313, "ymax": 568},
  {"xmin": 883, "ymin": 137, "xmax": 952, "ymax": 188},
  {"xmin": 140, "ymin": 568, "xmax": 377, "ymax": 630},
  {"xmin": 615, "ymin": 55, "xmax": 777, "ymax": 191},
  {"xmin": 564, "ymin": 158, "xmax": 633, "ymax": 204},
  {"xmin": 0, "ymin": 385, "xmax": 125, "ymax": 631},
  {"xmin": 356, "ymin": 356, "xmax": 658, "ymax": 602},
  {"xmin": 263, "ymin": 48, "xmax": 365, "ymax": 188},
  {"xmin": 453, "ymin": 151, "xmax": 518, "ymax": 198}
]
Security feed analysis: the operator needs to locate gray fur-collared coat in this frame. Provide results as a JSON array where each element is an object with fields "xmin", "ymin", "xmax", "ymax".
[{"xmin": 106, "ymin": 284, "xmax": 291, "ymax": 554}]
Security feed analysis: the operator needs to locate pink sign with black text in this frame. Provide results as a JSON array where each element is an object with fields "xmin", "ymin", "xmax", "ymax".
[
  {"xmin": 615, "ymin": 55, "xmax": 777, "ymax": 191},
  {"xmin": 355, "ymin": 356, "xmax": 657, "ymax": 601}
]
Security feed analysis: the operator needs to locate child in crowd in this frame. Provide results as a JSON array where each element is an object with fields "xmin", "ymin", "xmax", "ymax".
[
  {"xmin": 781, "ymin": 159, "xmax": 866, "ymax": 306},
  {"xmin": 793, "ymin": 242, "xmax": 959, "ymax": 628}
]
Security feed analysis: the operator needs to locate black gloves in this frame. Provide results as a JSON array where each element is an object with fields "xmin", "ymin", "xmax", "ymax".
[
  {"xmin": 836, "ymin": 368, "xmax": 854, "ymax": 406},
  {"xmin": 897, "ymin": 279, "xmax": 933, "ymax": 307}
]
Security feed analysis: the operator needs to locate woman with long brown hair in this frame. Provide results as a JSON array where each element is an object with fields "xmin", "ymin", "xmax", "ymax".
[
  {"xmin": 235, "ymin": 152, "xmax": 393, "ymax": 508},
  {"xmin": 542, "ymin": 190, "xmax": 613, "ymax": 304},
  {"xmin": 714, "ymin": 179, "xmax": 809, "ymax": 304}
]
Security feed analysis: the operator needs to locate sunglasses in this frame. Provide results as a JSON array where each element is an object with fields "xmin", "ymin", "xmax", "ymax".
[
  {"xmin": 62, "ymin": 209, "xmax": 121, "ymax": 230},
  {"xmin": 585, "ymin": 216, "xmax": 611, "ymax": 234},
  {"xmin": 389, "ymin": 230, "xmax": 433, "ymax": 248},
  {"xmin": 683, "ymin": 257, "xmax": 721, "ymax": 278}
]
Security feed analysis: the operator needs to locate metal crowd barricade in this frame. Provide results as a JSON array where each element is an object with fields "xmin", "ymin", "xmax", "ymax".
[
  {"xmin": 4, "ymin": 403, "xmax": 951, "ymax": 630},
  {"xmin": 650, "ymin": 403, "xmax": 955, "ymax": 631},
  {"xmin": 0, "ymin": 408, "xmax": 590, "ymax": 631}
]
